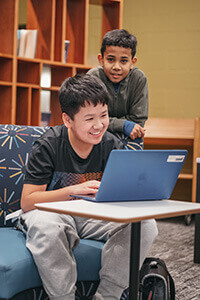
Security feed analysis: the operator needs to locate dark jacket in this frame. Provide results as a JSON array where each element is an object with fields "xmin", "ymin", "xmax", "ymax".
[{"xmin": 87, "ymin": 66, "xmax": 149, "ymax": 133}]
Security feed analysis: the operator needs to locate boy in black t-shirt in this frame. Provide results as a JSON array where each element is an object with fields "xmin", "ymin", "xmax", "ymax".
[{"xmin": 19, "ymin": 74, "xmax": 158, "ymax": 300}]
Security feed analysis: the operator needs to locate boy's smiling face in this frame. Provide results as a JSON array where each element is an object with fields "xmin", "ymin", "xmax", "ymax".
[
  {"xmin": 63, "ymin": 102, "xmax": 109, "ymax": 157},
  {"xmin": 98, "ymin": 45, "xmax": 137, "ymax": 83}
]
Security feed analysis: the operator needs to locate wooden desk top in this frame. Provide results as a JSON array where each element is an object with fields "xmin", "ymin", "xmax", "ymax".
[{"xmin": 35, "ymin": 200, "xmax": 200, "ymax": 223}]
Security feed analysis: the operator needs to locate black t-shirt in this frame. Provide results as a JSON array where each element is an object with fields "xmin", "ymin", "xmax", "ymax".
[{"xmin": 24, "ymin": 125, "xmax": 124, "ymax": 190}]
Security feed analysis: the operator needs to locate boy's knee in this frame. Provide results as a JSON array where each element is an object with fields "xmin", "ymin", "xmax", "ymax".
[
  {"xmin": 21, "ymin": 210, "xmax": 78, "ymax": 245},
  {"xmin": 141, "ymin": 219, "xmax": 158, "ymax": 243}
]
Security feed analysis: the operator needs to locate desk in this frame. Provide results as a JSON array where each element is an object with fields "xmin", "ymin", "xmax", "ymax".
[
  {"xmin": 194, "ymin": 158, "xmax": 200, "ymax": 263},
  {"xmin": 35, "ymin": 199, "xmax": 200, "ymax": 300}
]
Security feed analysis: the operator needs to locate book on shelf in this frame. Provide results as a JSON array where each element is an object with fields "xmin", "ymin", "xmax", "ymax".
[
  {"xmin": 17, "ymin": 29, "xmax": 38, "ymax": 59},
  {"xmin": 64, "ymin": 40, "xmax": 70, "ymax": 63},
  {"xmin": 40, "ymin": 65, "xmax": 51, "ymax": 88},
  {"xmin": 40, "ymin": 90, "xmax": 51, "ymax": 127},
  {"xmin": 40, "ymin": 65, "xmax": 51, "ymax": 126}
]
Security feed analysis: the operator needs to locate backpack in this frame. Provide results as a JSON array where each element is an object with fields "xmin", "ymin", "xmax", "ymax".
[{"xmin": 139, "ymin": 257, "xmax": 175, "ymax": 300}]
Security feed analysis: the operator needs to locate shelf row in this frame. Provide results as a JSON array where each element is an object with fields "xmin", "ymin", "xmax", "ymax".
[
  {"xmin": 0, "ymin": 0, "xmax": 122, "ymax": 65},
  {"xmin": 0, "ymin": 86, "xmax": 61, "ymax": 126},
  {"xmin": 0, "ymin": 55, "xmax": 91, "ymax": 87},
  {"xmin": 0, "ymin": 56, "xmax": 92, "ymax": 126}
]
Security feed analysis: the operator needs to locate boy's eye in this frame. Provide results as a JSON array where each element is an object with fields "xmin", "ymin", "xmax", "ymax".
[
  {"xmin": 86, "ymin": 117, "xmax": 93, "ymax": 121},
  {"xmin": 101, "ymin": 113, "xmax": 108, "ymax": 118},
  {"xmin": 107, "ymin": 58, "xmax": 114, "ymax": 62},
  {"xmin": 121, "ymin": 59, "xmax": 128, "ymax": 64}
]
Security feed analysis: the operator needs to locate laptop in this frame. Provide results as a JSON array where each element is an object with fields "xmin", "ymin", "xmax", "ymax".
[{"xmin": 70, "ymin": 149, "xmax": 187, "ymax": 202}]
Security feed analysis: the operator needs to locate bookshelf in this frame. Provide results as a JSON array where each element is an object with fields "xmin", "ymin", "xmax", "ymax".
[
  {"xmin": 144, "ymin": 117, "xmax": 200, "ymax": 203},
  {"xmin": 0, "ymin": 0, "xmax": 123, "ymax": 126}
]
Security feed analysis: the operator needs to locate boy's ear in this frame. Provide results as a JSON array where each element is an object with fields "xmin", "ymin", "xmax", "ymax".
[
  {"xmin": 131, "ymin": 57, "xmax": 137, "ymax": 66},
  {"xmin": 97, "ymin": 53, "xmax": 104, "ymax": 66},
  {"xmin": 62, "ymin": 113, "xmax": 72, "ymax": 128}
]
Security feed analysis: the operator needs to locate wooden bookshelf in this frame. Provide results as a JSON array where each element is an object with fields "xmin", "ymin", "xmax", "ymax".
[
  {"xmin": 0, "ymin": 0, "xmax": 123, "ymax": 126},
  {"xmin": 144, "ymin": 117, "xmax": 200, "ymax": 203}
]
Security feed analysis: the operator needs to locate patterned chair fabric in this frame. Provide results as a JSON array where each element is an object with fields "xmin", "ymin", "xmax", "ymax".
[
  {"xmin": 0, "ymin": 124, "xmax": 48, "ymax": 227},
  {"xmin": 0, "ymin": 124, "xmax": 128, "ymax": 300}
]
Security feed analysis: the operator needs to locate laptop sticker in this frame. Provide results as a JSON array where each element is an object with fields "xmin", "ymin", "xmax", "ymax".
[{"xmin": 167, "ymin": 155, "xmax": 185, "ymax": 163}]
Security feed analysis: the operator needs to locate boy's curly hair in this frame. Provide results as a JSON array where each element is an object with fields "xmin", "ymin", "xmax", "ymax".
[{"xmin": 101, "ymin": 29, "xmax": 137, "ymax": 58}]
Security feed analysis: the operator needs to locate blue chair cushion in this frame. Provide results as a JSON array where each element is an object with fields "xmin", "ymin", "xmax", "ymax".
[
  {"xmin": 74, "ymin": 238, "xmax": 104, "ymax": 281},
  {"xmin": 0, "ymin": 227, "xmax": 104, "ymax": 299},
  {"xmin": 0, "ymin": 228, "xmax": 42, "ymax": 299}
]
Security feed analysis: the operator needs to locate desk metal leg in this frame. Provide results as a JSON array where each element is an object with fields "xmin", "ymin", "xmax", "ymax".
[
  {"xmin": 129, "ymin": 222, "xmax": 141, "ymax": 300},
  {"xmin": 194, "ymin": 159, "xmax": 200, "ymax": 263},
  {"xmin": 194, "ymin": 213, "xmax": 200, "ymax": 263}
]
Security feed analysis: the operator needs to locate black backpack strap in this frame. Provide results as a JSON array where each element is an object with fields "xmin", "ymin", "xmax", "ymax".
[
  {"xmin": 156, "ymin": 258, "xmax": 176, "ymax": 300},
  {"xmin": 141, "ymin": 257, "xmax": 176, "ymax": 300},
  {"xmin": 167, "ymin": 269, "xmax": 175, "ymax": 300}
]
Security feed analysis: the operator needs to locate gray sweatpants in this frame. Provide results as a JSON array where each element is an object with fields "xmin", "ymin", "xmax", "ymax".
[{"xmin": 18, "ymin": 209, "xmax": 158, "ymax": 300}]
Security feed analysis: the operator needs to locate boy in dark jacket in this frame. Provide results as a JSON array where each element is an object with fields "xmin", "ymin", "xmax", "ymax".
[{"xmin": 88, "ymin": 29, "xmax": 148, "ymax": 150}]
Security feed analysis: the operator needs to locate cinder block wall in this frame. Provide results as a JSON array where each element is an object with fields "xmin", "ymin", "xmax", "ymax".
[{"xmin": 123, "ymin": 0, "xmax": 200, "ymax": 118}]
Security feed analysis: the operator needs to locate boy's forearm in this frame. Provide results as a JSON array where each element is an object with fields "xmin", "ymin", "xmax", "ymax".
[
  {"xmin": 108, "ymin": 116, "xmax": 146, "ymax": 134},
  {"xmin": 108, "ymin": 117, "xmax": 125, "ymax": 133},
  {"xmin": 21, "ymin": 180, "xmax": 100, "ymax": 212},
  {"xmin": 21, "ymin": 185, "xmax": 74, "ymax": 213}
]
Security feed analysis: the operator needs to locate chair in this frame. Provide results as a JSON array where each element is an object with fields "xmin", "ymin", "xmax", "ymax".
[{"xmin": 0, "ymin": 124, "xmax": 129, "ymax": 300}]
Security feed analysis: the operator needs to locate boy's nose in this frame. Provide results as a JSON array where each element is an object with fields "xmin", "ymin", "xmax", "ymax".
[
  {"xmin": 113, "ymin": 62, "xmax": 121, "ymax": 70},
  {"xmin": 93, "ymin": 119, "xmax": 103, "ymax": 129}
]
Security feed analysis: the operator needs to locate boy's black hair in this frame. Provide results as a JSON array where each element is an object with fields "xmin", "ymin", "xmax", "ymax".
[
  {"xmin": 101, "ymin": 29, "xmax": 137, "ymax": 58},
  {"xmin": 59, "ymin": 74, "xmax": 109, "ymax": 120}
]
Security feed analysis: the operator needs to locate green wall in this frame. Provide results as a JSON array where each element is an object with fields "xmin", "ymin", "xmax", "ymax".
[
  {"xmin": 19, "ymin": 0, "xmax": 27, "ymax": 26},
  {"xmin": 123, "ymin": 0, "xmax": 200, "ymax": 119},
  {"xmin": 87, "ymin": 4, "xmax": 102, "ymax": 66}
]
